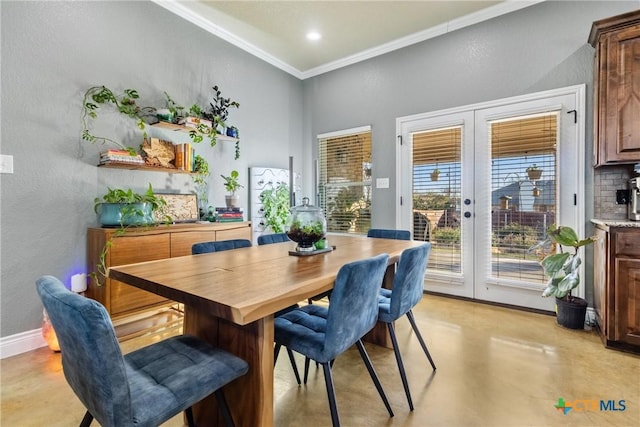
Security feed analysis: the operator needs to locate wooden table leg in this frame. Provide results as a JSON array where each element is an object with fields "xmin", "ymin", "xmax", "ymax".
[
  {"xmin": 183, "ymin": 305, "xmax": 274, "ymax": 427},
  {"xmin": 363, "ymin": 264, "xmax": 395, "ymax": 349}
]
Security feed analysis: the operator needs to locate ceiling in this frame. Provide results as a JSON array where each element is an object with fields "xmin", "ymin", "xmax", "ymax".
[{"xmin": 153, "ymin": 0, "xmax": 543, "ymax": 79}]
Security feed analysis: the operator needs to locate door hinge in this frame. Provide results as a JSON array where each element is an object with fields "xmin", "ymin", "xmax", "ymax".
[
  {"xmin": 398, "ymin": 135, "xmax": 402, "ymax": 145},
  {"xmin": 400, "ymin": 196, "xmax": 403, "ymax": 205}
]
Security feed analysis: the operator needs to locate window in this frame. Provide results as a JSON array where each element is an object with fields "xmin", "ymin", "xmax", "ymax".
[{"xmin": 318, "ymin": 126, "xmax": 372, "ymax": 234}]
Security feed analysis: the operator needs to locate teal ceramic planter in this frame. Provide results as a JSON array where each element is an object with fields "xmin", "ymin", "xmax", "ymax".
[{"xmin": 97, "ymin": 202, "xmax": 154, "ymax": 226}]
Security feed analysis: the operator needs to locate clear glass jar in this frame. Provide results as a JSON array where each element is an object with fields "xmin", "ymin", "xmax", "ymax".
[{"xmin": 286, "ymin": 197, "xmax": 327, "ymax": 251}]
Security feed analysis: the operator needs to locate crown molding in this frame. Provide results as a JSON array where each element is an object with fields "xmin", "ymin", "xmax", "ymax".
[{"xmin": 153, "ymin": 0, "xmax": 545, "ymax": 80}]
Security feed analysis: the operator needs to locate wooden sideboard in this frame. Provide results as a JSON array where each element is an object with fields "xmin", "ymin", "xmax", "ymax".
[
  {"xmin": 593, "ymin": 223, "xmax": 640, "ymax": 354},
  {"xmin": 86, "ymin": 222, "xmax": 252, "ymax": 321}
]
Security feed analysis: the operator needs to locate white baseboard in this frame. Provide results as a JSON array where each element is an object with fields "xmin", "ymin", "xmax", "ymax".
[{"xmin": 0, "ymin": 328, "xmax": 47, "ymax": 359}]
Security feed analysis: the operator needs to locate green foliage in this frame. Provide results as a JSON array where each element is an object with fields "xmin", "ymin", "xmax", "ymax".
[
  {"xmin": 432, "ymin": 227, "xmax": 460, "ymax": 245},
  {"xmin": 220, "ymin": 170, "xmax": 243, "ymax": 194},
  {"xmin": 81, "ymin": 85, "xmax": 154, "ymax": 152},
  {"xmin": 413, "ymin": 193, "xmax": 453, "ymax": 210},
  {"xmin": 93, "ymin": 183, "xmax": 166, "ymax": 213},
  {"xmin": 493, "ymin": 223, "xmax": 540, "ymax": 254},
  {"xmin": 327, "ymin": 187, "xmax": 371, "ymax": 233},
  {"xmin": 91, "ymin": 184, "xmax": 171, "ymax": 286},
  {"xmin": 260, "ymin": 183, "xmax": 290, "ymax": 233},
  {"xmin": 535, "ymin": 224, "xmax": 598, "ymax": 300}
]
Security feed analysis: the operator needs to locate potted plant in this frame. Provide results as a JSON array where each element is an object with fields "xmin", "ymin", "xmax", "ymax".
[
  {"xmin": 192, "ymin": 155, "xmax": 210, "ymax": 219},
  {"xmin": 259, "ymin": 183, "xmax": 290, "ymax": 233},
  {"xmin": 221, "ymin": 170, "xmax": 243, "ymax": 208},
  {"xmin": 92, "ymin": 184, "xmax": 170, "ymax": 286},
  {"xmin": 535, "ymin": 224, "xmax": 597, "ymax": 329},
  {"xmin": 526, "ymin": 164, "xmax": 543, "ymax": 181},
  {"xmin": 94, "ymin": 183, "xmax": 168, "ymax": 226},
  {"xmin": 430, "ymin": 168, "xmax": 440, "ymax": 181}
]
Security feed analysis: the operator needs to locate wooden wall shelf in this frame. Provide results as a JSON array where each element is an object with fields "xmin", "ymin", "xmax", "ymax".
[{"xmin": 97, "ymin": 162, "xmax": 194, "ymax": 174}]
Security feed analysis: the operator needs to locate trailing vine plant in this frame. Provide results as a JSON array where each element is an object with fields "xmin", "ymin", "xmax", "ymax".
[{"xmin": 81, "ymin": 85, "xmax": 155, "ymax": 154}]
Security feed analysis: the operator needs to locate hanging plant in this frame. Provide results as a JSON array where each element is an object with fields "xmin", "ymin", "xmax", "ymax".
[{"xmin": 81, "ymin": 85, "xmax": 155, "ymax": 154}]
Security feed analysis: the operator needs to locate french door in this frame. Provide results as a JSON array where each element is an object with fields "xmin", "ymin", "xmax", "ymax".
[{"xmin": 397, "ymin": 85, "xmax": 585, "ymax": 311}]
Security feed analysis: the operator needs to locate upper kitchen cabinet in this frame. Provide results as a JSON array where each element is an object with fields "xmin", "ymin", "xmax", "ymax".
[{"xmin": 589, "ymin": 10, "xmax": 640, "ymax": 167}]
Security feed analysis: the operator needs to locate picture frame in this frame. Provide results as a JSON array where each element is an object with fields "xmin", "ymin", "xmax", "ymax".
[{"xmin": 153, "ymin": 193, "xmax": 199, "ymax": 223}]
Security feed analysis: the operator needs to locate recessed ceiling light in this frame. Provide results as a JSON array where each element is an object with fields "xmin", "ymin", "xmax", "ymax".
[{"xmin": 306, "ymin": 31, "xmax": 321, "ymax": 41}]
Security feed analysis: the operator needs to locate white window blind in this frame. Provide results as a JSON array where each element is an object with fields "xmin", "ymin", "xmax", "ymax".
[{"xmin": 318, "ymin": 127, "xmax": 372, "ymax": 234}]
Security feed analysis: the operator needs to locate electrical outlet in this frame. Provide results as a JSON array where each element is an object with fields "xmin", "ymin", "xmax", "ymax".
[{"xmin": 616, "ymin": 189, "xmax": 630, "ymax": 205}]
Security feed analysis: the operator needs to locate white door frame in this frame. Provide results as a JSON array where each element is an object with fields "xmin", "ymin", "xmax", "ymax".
[{"xmin": 396, "ymin": 84, "xmax": 586, "ymax": 308}]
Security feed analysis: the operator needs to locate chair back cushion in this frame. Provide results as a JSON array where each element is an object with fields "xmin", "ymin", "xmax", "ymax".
[
  {"xmin": 390, "ymin": 243, "xmax": 431, "ymax": 319},
  {"xmin": 324, "ymin": 254, "xmax": 389, "ymax": 359},
  {"xmin": 192, "ymin": 239, "xmax": 251, "ymax": 254},
  {"xmin": 36, "ymin": 276, "xmax": 131, "ymax": 426},
  {"xmin": 367, "ymin": 229, "xmax": 410, "ymax": 240},
  {"xmin": 257, "ymin": 233, "xmax": 290, "ymax": 245}
]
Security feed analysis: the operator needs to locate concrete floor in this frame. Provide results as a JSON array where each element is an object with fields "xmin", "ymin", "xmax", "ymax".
[{"xmin": 2, "ymin": 294, "xmax": 639, "ymax": 426}]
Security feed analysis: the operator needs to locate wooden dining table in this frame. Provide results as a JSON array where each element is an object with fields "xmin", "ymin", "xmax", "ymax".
[{"xmin": 108, "ymin": 234, "xmax": 424, "ymax": 427}]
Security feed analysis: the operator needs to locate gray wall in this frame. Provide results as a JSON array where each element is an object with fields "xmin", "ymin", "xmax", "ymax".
[
  {"xmin": 1, "ymin": 1, "xmax": 637, "ymax": 340},
  {"xmin": 0, "ymin": 1, "xmax": 303, "ymax": 337},
  {"xmin": 301, "ymin": 1, "xmax": 638, "ymax": 304}
]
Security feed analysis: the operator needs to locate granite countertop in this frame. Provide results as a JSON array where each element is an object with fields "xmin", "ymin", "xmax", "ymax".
[{"xmin": 591, "ymin": 219, "xmax": 640, "ymax": 228}]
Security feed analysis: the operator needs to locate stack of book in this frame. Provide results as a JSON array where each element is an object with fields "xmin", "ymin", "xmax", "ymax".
[
  {"xmin": 215, "ymin": 207, "xmax": 244, "ymax": 222},
  {"xmin": 99, "ymin": 149, "xmax": 145, "ymax": 166}
]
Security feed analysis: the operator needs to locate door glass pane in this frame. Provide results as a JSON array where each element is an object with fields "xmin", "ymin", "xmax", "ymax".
[
  {"xmin": 412, "ymin": 126, "xmax": 462, "ymax": 273},
  {"xmin": 490, "ymin": 113, "xmax": 557, "ymax": 283}
]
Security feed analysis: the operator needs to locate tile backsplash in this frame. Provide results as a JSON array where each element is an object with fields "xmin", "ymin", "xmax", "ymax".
[{"xmin": 593, "ymin": 164, "xmax": 635, "ymax": 219}]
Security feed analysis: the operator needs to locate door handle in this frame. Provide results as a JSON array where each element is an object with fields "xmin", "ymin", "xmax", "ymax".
[{"xmin": 464, "ymin": 211, "xmax": 472, "ymax": 218}]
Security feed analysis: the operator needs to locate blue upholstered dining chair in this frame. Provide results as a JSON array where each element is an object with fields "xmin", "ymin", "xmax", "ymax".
[
  {"xmin": 377, "ymin": 243, "xmax": 436, "ymax": 411},
  {"xmin": 257, "ymin": 232, "xmax": 290, "ymax": 245},
  {"xmin": 192, "ymin": 238, "xmax": 252, "ymax": 254},
  {"xmin": 36, "ymin": 275, "xmax": 248, "ymax": 427},
  {"xmin": 257, "ymin": 232, "xmax": 303, "ymax": 384},
  {"xmin": 367, "ymin": 228, "xmax": 411, "ymax": 240},
  {"xmin": 274, "ymin": 254, "xmax": 394, "ymax": 426}
]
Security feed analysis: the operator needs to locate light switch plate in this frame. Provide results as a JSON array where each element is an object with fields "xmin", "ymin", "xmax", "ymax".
[
  {"xmin": 0, "ymin": 154, "xmax": 14, "ymax": 174},
  {"xmin": 376, "ymin": 177, "xmax": 389, "ymax": 189}
]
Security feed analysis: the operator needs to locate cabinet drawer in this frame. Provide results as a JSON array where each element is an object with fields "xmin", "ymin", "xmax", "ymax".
[
  {"xmin": 109, "ymin": 233, "xmax": 171, "ymax": 315},
  {"xmin": 217, "ymin": 225, "xmax": 252, "ymax": 241},
  {"xmin": 171, "ymin": 231, "xmax": 217, "ymax": 257},
  {"xmin": 614, "ymin": 231, "xmax": 640, "ymax": 257}
]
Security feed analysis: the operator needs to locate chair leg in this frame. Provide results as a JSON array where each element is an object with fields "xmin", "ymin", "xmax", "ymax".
[
  {"xmin": 321, "ymin": 361, "xmax": 341, "ymax": 427},
  {"xmin": 304, "ymin": 357, "xmax": 311, "ymax": 384},
  {"xmin": 274, "ymin": 343, "xmax": 281, "ymax": 366},
  {"xmin": 79, "ymin": 411, "xmax": 93, "ymax": 427},
  {"xmin": 286, "ymin": 348, "xmax": 302, "ymax": 385},
  {"xmin": 387, "ymin": 322, "xmax": 414, "ymax": 411},
  {"xmin": 355, "ymin": 340, "xmax": 394, "ymax": 418},
  {"xmin": 185, "ymin": 407, "xmax": 195, "ymax": 427},
  {"xmin": 406, "ymin": 310, "xmax": 436, "ymax": 370},
  {"xmin": 215, "ymin": 389, "xmax": 236, "ymax": 427}
]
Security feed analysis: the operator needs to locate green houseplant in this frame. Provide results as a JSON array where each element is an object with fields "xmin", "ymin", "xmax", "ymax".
[
  {"xmin": 92, "ymin": 184, "xmax": 170, "ymax": 286},
  {"xmin": 81, "ymin": 85, "xmax": 155, "ymax": 154},
  {"xmin": 221, "ymin": 170, "xmax": 243, "ymax": 208},
  {"xmin": 93, "ymin": 183, "xmax": 167, "ymax": 226},
  {"xmin": 535, "ymin": 224, "xmax": 597, "ymax": 329},
  {"xmin": 192, "ymin": 155, "xmax": 211, "ymax": 218},
  {"xmin": 259, "ymin": 183, "xmax": 290, "ymax": 233}
]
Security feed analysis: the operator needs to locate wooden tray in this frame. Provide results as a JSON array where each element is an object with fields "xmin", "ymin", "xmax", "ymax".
[{"xmin": 288, "ymin": 246, "xmax": 334, "ymax": 257}]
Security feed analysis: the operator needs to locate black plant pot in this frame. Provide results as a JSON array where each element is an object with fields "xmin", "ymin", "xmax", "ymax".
[{"xmin": 555, "ymin": 296, "xmax": 587, "ymax": 329}]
